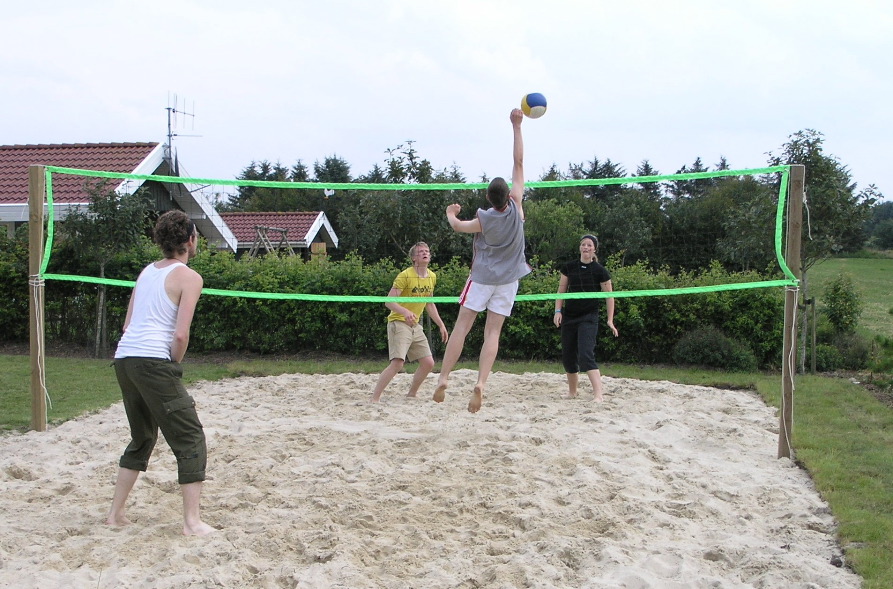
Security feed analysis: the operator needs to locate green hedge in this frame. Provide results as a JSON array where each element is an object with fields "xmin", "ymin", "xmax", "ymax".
[
  {"xmin": 0, "ymin": 245, "xmax": 785, "ymax": 367},
  {"xmin": 0, "ymin": 232, "xmax": 29, "ymax": 341}
]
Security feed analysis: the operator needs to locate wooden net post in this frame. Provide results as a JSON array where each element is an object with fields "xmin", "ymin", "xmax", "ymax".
[
  {"xmin": 778, "ymin": 164, "xmax": 804, "ymax": 459},
  {"xmin": 28, "ymin": 165, "xmax": 47, "ymax": 432}
]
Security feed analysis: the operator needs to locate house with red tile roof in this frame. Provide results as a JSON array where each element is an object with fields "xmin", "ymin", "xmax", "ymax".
[
  {"xmin": 0, "ymin": 143, "xmax": 339, "ymax": 256},
  {"xmin": 219, "ymin": 211, "xmax": 338, "ymax": 258},
  {"xmin": 0, "ymin": 142, "xmax": 236, "ymax": 251}
]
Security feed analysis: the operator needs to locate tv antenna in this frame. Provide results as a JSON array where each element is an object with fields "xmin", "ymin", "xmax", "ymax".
[{"xmin": 164, "ymin": 92, "xmax": 201, "ymax": 162}]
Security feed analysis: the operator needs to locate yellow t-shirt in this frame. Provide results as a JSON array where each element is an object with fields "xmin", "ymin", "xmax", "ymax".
[{"xmin": 386, "ymin": 267, "xmax": 437, "ymax": 323}]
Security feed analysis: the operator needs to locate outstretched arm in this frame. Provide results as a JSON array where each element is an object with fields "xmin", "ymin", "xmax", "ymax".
[{"xmin": 509, "ymin": 108, "xmax": 525, "ymax": 219}]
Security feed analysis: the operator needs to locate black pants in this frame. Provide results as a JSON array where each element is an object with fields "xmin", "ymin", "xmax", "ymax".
[{"xmin": 561, "ymin": 313, "xmax": 599, "ymax": 373}]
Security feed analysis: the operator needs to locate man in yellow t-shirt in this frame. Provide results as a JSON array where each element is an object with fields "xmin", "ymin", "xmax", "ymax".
[{"xmin": 371, "ymin": 242, "xmax": 449, "ymax": 402}]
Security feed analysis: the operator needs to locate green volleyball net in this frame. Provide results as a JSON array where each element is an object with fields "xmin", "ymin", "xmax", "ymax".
[{"xmin": 37, "ymin": 164, "xmax": 797, "ymax": 304}]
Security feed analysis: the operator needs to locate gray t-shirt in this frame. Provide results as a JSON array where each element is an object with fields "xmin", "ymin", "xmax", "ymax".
[{"xmin": 469, "ymin": 200, "xmax": 530, "ymax": 285}]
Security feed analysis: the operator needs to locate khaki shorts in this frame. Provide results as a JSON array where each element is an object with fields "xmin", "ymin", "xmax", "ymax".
[{"xmin": 387, "ymin": 320, "xmax": 432, "ymax": 363}]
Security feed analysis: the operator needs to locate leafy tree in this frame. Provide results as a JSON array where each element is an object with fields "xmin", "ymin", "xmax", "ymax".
[
  {"xmin": 865, "ymin": 199, "xmax": 893, "ymax": 248},
  {"xmin": 669, "ymin": 157, "xmax": 714, "ymax": 200},
  {"xmin": 635, "ymin": 160, "xmax": 664, "ymax": 200},
  {"xmin": 219, "ymin": 129, "xmax": 882, "ymax": 274},
  {"xmin": 597, "ymin": 194, "xmax": 654, "ymax": 265},
  {"xmin": 336, "ymin": 144, "xmax": 474, "ymax": 263},
  {"xmin": 568, "ymin": 156, "xmax": 626, "ymax": 202},
  {"xmin": 716, "ymin": 177, "xmax": 777, "ymax": 271},
  {"xmin": 223, "ymin": 160, "xmax": 277, "ymax": 211},
  {"xmin": 658, "ymin": 187, "xmax": 733, "ymax": 271},
  {"xmin": 311, "ymin": 155, "xmax": 353, "ymax": 235},
  {"xmin": 524, "ymin": 200, "xmax": 586, "ymax": 263},
  {"xmin": 527, "ymin": 165, "xmax": 587, "ymax": 208},
  {"xmin": 822, "ymin": 272, "xmax": 863, "ymax": 334},
  {"xmin": 356, "ymin": 163, "xmax": 387, "ymax": 184},
  {"xmin": 59, "ymin": 181, "xmax": 153, "ymax": 356},
  {"xmin": 768, "ymin": 129, "xmax": 876, "ymax": 270},
  {"xmin": 872, "ymin": 219, "xmax": 893, "ymax": 249},
  {"xmin": 768, "ymin": 129, "xmax": 877, "ymax": 371},
  {"xmin": 384, "ymin": 141, "xmax": 435, "ymax": 184},
  {"xmin": 313, "ymin": 155, "xmax": 352, "ymax": 183},
  {"xmin": 223, "ymin": 160, "xmax": 319, "ymax": 212},
  {"xmin": 291, "ymin": 160, "xmax": 311, "ymax": 182},
  {"xmin": 286, "ymin": 160, "xmax": 323, "ymax": 212}
]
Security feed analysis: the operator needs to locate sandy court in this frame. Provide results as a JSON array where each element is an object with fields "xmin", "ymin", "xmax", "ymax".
[{"xmin": 0, "ymin": 369, "xmax": 862, "ymax": 588}]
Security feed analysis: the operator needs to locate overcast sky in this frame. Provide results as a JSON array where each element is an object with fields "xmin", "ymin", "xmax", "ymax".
[{"xmin": 2, "ymin": 0, "xmax": 890, "ymax": 200}]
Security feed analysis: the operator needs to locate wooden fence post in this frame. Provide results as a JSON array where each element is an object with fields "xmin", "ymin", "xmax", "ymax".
[
  {"xmin": 778, "ymin": 164, "xmax": 804, "ymax": 458},
  {"xmin": 28, "ymin": 165, "xmax": 47, "ymax": 432}
]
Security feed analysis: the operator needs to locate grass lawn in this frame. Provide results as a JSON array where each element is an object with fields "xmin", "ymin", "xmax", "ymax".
[{"xmin": 806, "ymin": 255, "xmax": 893, "ymax": 340}]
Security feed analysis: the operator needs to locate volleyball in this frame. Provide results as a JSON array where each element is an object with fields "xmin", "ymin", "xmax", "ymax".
[{"xmin": 521, "ymin": 92, "xmax": 547, "ymax": 119}]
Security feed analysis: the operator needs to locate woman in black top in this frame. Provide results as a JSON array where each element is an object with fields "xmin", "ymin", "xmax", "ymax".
[{"xmin": 553, "ymin": 235, "xmax": 618, "ymax": 401}]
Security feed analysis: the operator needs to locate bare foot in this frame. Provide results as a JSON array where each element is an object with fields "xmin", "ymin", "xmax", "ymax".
[
  {"xmin": 563, "ymin": 393, "xmax": 578, "ymax": 399},
  {"xmin": 467, "ymin": 385, "xmax": 483, "ymax": 413},
  {"xmin": 433, "ymin": 384, "xmax": 447, "ymax": 403},
  {"xmin": 370, "ymin": 395, "xmax": 381, "ymax": 403},
  {"xmin": 184, "ymin": 521, "xmax": 217, "ymax": 537},
  {"xmin": 106, "ymin": 514, "xmax": 132, "ymax": 527},
  {"xmin": 406, "ymin": 392, "xmax": 417, "ymax": 398},
  {"xmin": 593, "ymin": 394, "xmax": 604, "ymax": 403}
]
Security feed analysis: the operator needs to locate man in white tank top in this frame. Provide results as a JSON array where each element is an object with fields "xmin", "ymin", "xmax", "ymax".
[{"xmin": 106, "ymin": 210, "xmax": 215, "ymax": 536}]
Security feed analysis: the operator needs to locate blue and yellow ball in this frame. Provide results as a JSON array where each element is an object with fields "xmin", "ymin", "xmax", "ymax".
[{"xmin": 521, "ymin": 92, "xmax": 547, "ymax": 119}]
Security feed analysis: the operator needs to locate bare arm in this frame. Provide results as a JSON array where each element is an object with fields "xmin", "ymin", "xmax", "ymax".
[
  {"xmin": 170, "ymin": 268, "xmax": 203, "ymax": 363},
  {"xmin": 509, "ymin": 108, "xmax": 525, "ymax": 220},
  {"xmin": 122, "ymin": 291, "xmax": 136, "ymax": 332},
  {"xmin": 383, "ymin": 286, "xmax": 419, "ymax": 326},
  {"xmin": 426, "ymin": 303, "xmax": 449, "ymax": 343},
  {"xmin": 553, "ymin": 274, "xmax": 568, "ymax": 327},
  {"xmin": 601, "ymin": 279, "xmax": 619, "ymax": 337},
  {"xmin": 445, "ymin": 203, "xmax": 482, "ymax": 234}
]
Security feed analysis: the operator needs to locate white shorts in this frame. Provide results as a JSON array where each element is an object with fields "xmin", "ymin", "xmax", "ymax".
[{"xmin": 458, "ymin": 279, "xmax": 519, "ymax": 316}]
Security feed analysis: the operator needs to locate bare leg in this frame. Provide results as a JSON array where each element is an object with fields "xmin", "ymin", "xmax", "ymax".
[
  {"xmin": 408, "ymin": 355, "xmax": 434, "ymax": 397},
  {"xmin": 106, "ymin": 467, "xmax": 140, "ymax": 526},
  {"xmin": 564, "ymin": 373, "xmax": 579, "ymax": 398},
  {"xmin": 587, "ymin": 369, "xmax": 605, "ymax": 402},
  {"xmin": 434, "ymin": 307, "xmax": 478, "ymax": 402},
  {"xmin": 371, "ymin": 358, "xmax": 405, "ymax": 402},
  {"xmin": 182, "ymin": 481, "xmax": 215, "ymax": 536},
  {"xmin": 468, "ymin": 385, "xmax": 484, "ymax": 413},
  {"xmin": 468, "ymin": 311, "xmax": 507, "ymax": 413}
]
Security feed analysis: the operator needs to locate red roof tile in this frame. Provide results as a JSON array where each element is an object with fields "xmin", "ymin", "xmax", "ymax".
[
  {"xmin": 219, "ymin": 212, "xmax": 321, "ymax": 244},
  {"xmin": 0, "ymin": 143, "xmax": 161, "ymax": 205}
]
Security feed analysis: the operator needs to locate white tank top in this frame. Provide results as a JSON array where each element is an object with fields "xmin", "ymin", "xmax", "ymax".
[{"xmin": 114, "ymin": 262, "xmax": 184, "ymax": 360}]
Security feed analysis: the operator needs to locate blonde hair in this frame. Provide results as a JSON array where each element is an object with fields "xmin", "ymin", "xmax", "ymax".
[{"xmin": 409, "ymin": 241, "xmax": 429, "ymax": 259}]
